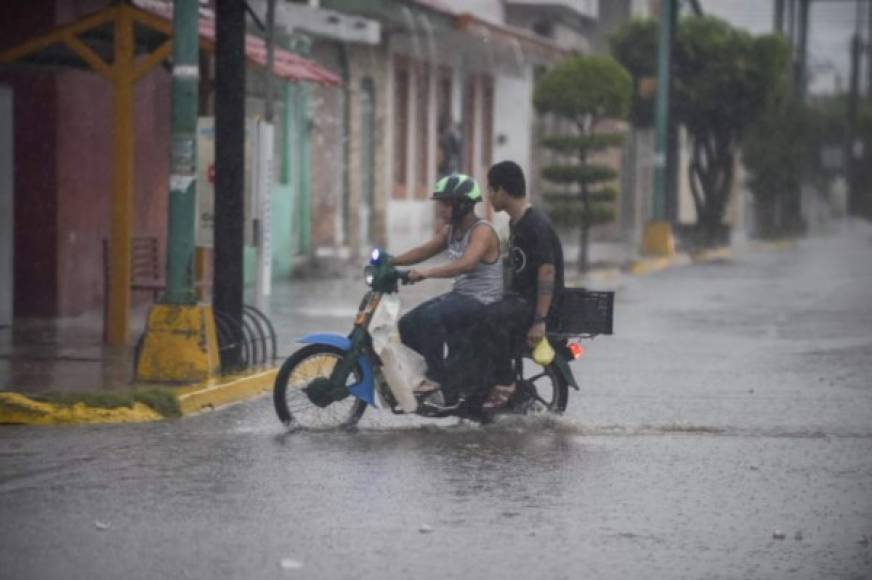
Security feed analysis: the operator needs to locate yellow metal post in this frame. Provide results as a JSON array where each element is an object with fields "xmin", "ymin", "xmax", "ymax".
[
  {"xmin": 642, "ymin": 221, "xmax": 676, "ymax": 257},
  {"xmin": 107, "ymin": 6, "xmax": 135, "ymax": 345}
]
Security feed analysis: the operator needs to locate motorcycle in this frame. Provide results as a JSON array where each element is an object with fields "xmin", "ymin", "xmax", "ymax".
[{"xmin": 272, "ymin": 249, "xmax": 613, "ymax": 430}]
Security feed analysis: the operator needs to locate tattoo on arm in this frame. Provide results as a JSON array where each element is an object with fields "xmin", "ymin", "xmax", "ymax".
[{"xmin": 538, "ymin": 280, "xmax": 554, "ymax": 296}]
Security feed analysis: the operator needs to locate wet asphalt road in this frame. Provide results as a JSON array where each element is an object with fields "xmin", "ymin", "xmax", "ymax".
[{"xmin": 2, "ymin": 225, "xmax": 872, "ymax": 580}]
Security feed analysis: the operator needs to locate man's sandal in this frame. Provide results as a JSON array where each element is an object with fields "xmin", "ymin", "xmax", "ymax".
[
  {"xmin": 414, "ymin": 378, "xmax": 441, "ymax": 394},
  {"xmin": 482, "ymin": 383, "xmax": 516, "ymax": 411}
]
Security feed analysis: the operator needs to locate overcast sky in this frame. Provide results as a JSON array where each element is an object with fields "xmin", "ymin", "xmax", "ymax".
[{"xmin": 699, "ymin": 0, "xmax": 867, "ymax": 95}]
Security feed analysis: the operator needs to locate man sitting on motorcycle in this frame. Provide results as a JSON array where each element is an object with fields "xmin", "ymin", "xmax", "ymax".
[
  {"xmin": 476, "ymin": 160, "xmax": 565, "ymax": 412},
  {"xmin": 390, "ymin": 174, "xmax": 503, "ymax": 397}
]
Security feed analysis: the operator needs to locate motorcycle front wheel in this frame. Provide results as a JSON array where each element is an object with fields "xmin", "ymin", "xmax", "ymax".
[{"xmin": 273, "ymin": 344, "xmax": 368, "ymax": 430}]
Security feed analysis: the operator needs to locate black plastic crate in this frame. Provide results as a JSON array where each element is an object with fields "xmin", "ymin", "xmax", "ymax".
[{"xmin": 553, "ymin": 288, "xmax": 614, "ymax": 336}]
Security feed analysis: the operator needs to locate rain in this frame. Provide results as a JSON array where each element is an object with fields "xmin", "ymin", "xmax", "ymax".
[{"xmin": 1, "ymin": 1, "xmax": 871, "ymax": 579}]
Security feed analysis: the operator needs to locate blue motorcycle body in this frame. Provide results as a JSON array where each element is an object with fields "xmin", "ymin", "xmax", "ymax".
[{"xmin": 297, "ymin": 333, "xmax": 378, "ymax": 407}]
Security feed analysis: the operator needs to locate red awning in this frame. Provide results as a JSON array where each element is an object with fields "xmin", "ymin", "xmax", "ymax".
[{"xmin": 134, "ymin": 0, "xmax": 341, "ymax": 86}]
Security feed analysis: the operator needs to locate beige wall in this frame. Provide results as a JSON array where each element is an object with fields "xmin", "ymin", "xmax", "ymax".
[{"xmin": 348, "ymin": 44, "xmax": 391, "ymax": 252}]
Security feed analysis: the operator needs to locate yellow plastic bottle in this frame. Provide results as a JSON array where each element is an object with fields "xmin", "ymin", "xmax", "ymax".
[{"xmin": 533, "ymin": 337, "xmax": 555, "ymax": 366}]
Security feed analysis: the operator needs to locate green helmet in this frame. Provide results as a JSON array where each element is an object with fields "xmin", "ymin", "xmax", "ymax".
[{"xmin": 431, "ymin": 174, "xmax": 482, "ymax": 204}]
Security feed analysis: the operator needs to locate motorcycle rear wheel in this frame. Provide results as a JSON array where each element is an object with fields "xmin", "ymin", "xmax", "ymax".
[
  {"xmin": 517, "ymin": 356, "xmax": 569, "ymax": 413},
  {"xmin": 273, "ymin": 344, "xmax": 368, "ymax": 429}
]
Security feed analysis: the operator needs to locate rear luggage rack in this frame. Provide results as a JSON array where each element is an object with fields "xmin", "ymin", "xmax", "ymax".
[{"xmin": 552, "ymin": 288, "xmax": 614, "ymax": 337}]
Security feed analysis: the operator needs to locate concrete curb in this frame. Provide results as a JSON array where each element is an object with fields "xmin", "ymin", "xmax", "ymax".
[
  {"xmin": 689, "ymin": 246, "xmax": 733, "ymax": 263},
  {"xmin": 629, "ymin": 253, "xmax": 694, "ymax": 276},
  {"xmin": 570, "ymin": 246, "xmax": 734, "ymax": 287},
  {"xmin": 0, "ymin": 367, "xmax": 278, "ymax": 426},
  {"xmin": 176, "ymin": 368, "xmax": 278, "ymax": 416},
  {"xmin": 748, "ymin": 239, "xmax": 798, "ymax": 252}
]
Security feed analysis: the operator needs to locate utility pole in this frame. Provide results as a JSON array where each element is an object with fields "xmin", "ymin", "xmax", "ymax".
[
  {"xmin": 643, "ymin": 0, "xmax": 676, "ymax": 256},
  {"xmin": 867, "ymin": 0, "xmax": 872, "ymax": 97},
  {"xmin": 165, "ymin": 0, "xmax": 199, "ymax": 304},
  {"xmin": 666, "ymin": 0, "xmax": 680, "ymax": 223},
  {"xmin": 847, "ymin": 0, "xmax": 864, "ymax": 215},
  {"xmin": 653, "ymin": 0, "xmax": 673, "ymax": 221},
  {"xmin": 215, "ymin": 0, "xmax": 246, "ymax": 369},
  {"xmin": 253, "ymin": 0, "xmax": 277, "ymax": 313},
  {"xmin": 795, "ymin": 0, "xmax": 810, "ymax": 101},
  {"xmin": 136, "ymin": 0, "xmax": 221, "ymax": 383},
  {"xmin": 774, "ymin": 0, "xmax": 786, "ymax": 34},
  {"xmin": 265, "ymin": 0, "xmax": 277, "ymax": 123}
]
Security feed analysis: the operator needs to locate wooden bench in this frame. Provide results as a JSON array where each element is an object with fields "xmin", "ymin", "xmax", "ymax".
[
  {"xmin": 102, "ymin": 236, "xmax": 162, "ymax": 342},
  {"xmin": 102, "ymin": 236, "xmax": 210, "ymax": 341},
  {"xmin": 103, "ymin": 236, "xmax": 165, "ymax": 302}
]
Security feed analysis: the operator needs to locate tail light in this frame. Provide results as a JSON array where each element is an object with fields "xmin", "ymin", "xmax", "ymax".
[{"xmin": 568, "ymin": 342, "xmax": 584, "ymax": 359}]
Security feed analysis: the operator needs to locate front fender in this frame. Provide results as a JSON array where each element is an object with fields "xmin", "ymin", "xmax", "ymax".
[{"xmin": 298, "ymin": 333, "xmax": 377, "ymax": 407}]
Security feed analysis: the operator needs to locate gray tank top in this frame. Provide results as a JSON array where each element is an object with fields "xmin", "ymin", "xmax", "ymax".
[{"xmin": 447, "ymin": 220, "xmax": 504, "ymax": 305}]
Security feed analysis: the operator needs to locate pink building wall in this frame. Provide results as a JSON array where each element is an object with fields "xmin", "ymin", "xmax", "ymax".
[{"xmin": 1, "ymin": 0, "xmax": 172, "ymax": 317}]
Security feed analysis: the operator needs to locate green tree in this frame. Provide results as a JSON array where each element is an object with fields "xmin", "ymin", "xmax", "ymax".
[
  {"xmin": 742, "ymin": 94, "xmax": 809, "ymax": 238},
  {"xmin": 533, "ymin": 56, "xmax": 632, "ymax": 272},
  {"xmin": 612, "ymin": 16, "xmax": 790, "ymax": 244},
  {"xmin": 609, "ymin": 19, "xmax": 658, "ymax": 127}
]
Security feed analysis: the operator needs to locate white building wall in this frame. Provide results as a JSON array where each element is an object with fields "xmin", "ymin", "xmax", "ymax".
[
  {"xmin": 553, "ymin": 21, "xmax": 591, "ymax": 52},
  {"xmin": 492, "ymin": 70, "xmax": 534, "ymax": 240},
  {"xmin": 631, "ymin": 0, "xmax": 654, "ymax": 18},
  {"xmin": 388, "ymin": 200, "xmax": 437, "ymax": 253},
  {"xmin": 435, "ymin": 0, "xmax": 505, "ymax": 21},
  {"xmin": 382, "ymin": 12, "xmax": 556, "ymax": 253}
]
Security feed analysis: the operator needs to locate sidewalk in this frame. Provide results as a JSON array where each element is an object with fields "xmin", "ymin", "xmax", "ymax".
[
  {"xmin": 0, "ymin": 300, "xmax": 282, "ymax": 423},
  {"xmin": 0, "ymin": 309, "xmax": 143, "ymax": 396}
]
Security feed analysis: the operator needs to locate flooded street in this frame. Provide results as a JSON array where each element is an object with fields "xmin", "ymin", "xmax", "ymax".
[{"xmin": 2, "ymin": 226, "xmax": 871, "ymax": 579}]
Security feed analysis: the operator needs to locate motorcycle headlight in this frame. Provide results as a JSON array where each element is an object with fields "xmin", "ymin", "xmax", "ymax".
[
  {"xmin": 364, "ymin": 265, "xmax": 375, "ymax": 287},
  {"xmin": 370, "ymin": 248, "xmax": 381, "ymax": 265}
]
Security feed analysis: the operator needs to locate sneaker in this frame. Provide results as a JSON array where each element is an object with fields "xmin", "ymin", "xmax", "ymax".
[{"xmin": 481, "ymin": 383, "xmax": 516, "ymax": 412}]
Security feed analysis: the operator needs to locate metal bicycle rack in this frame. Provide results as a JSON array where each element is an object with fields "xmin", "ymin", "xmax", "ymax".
[{"xmin": 214, "ymin": 305, "xmax": 278, "ymax": 373}]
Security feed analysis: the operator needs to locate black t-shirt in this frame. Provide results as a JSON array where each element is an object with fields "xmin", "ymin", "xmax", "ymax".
[{"xmin": 508, "ymin": 206, "xmax": 564, "ymax": 323}]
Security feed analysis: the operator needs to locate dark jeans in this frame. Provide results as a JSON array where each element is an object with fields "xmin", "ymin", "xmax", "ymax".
[
  {"xmin": 476, "ymin": 294, "xmax": 533, "ymax": 386},
  {"xmin": 398, "ymin": 292, "xmax": 485, "ymax": 385},
  {"xmin": 439, "ymin": 294, "xmax": 533, "ymax": 401}
]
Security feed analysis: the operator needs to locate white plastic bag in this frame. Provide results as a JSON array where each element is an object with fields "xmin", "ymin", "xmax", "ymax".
[{"xmin": 369, "ymin": 294, "xmax": 424, "ymax": 412}]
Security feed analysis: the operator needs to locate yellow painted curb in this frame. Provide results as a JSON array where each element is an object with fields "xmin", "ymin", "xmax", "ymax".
[
  {"xmin": 629, "ymin": 253, "xmax": 691, "ymax": 276},
  {"xmin": 750, "ymin": 239, "xmax": 797, "ymax": 252},
  {"xmin": 177, "ymin": 368, "xmax": 278, "ymax": 416},
  {"xmin": 573, "ymin": 267, "xmax": 623, "ymax": 287},
  {"xmin": 690, "ymin": 247, "xmax": 732, "ymax": 263},
  {"xmin": 1, "ymin": 367, "xmax": 278, "ymax": 426},
  {"xmin": 0, "ymin": 392, "xmax": 162, "ymax": 425}
]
